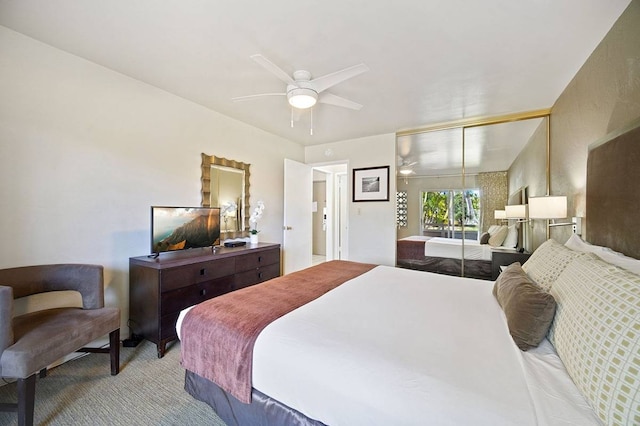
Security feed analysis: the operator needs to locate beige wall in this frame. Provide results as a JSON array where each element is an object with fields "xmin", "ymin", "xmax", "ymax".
[
  {"xmin": 508, "ymin": 1, "xmax": 640, "ymax": 249},
  {"xmin": 550, "ymin": 0, "xmax": 640, "ymax": 243},
  {"xmin": 508, "ymin": 120, "xmax": 549, "ymax": 250},
  {"xmin": 0, "ymin": 26, "xmax": 304, "ymax": 335}
]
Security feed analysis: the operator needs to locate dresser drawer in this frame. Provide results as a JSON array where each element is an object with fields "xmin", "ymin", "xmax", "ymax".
[
  {"xmin": 235, "ymin": 248, "xmax": 280, "ymax": 273},
  {"xmin": 161, "ymin": 275, "xmax": 234, "ymax": 315},
  {"xmin": 160, "ymin": 258, "xmax": 236, "ymax": 292},
  {"xmin": 234, "ymin": 262, "xmax": 281, "ymax": 290}
]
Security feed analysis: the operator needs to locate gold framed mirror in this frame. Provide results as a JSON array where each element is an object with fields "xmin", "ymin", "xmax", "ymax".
[{"xmin": 201, "ymin": 153, "xmax": 251, "ymax": 238}]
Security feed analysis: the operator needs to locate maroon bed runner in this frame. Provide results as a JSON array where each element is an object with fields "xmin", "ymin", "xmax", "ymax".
[{"xmin": 180, "ymin": 260, "xmax": 376, "ymax": 403}]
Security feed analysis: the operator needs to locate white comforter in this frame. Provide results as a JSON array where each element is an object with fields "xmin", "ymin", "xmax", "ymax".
[{"xmin": 252, "ymin": 266, "xmax": 600, "ymax": 426}]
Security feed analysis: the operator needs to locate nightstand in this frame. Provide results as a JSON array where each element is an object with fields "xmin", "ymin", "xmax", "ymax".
[{"xmin": 491, "ymin": 250, "xmax": 531, "ymax": 280}]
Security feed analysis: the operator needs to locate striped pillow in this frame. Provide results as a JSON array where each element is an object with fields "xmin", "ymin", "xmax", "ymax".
[
  {"xmin": 548, "ymin": 255, "xmax": 640, "ymax": 425},
  {"xmin": 522, "ymin": 239, "xmax": 582, "ymax": 291}
]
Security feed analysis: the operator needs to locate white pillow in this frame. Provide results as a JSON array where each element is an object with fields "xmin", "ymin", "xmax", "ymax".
[
  {"xmin": 501, "ymin": 225, "xmax": 518, "ymax": 248},
  {"xmin": 487, "ymin": 225, "xmax": 500, "ymax": 235},
  {"xmin": 564, "ymin": 234, "xmax": 640, "ymax": 275},
  {"xmin": 488, "ymin": 226, "xmax": 508, "ymax": 247}
]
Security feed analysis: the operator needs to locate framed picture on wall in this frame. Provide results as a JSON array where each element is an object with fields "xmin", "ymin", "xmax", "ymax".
[{"xmin": 352, "ymin": 166, "xmax": 390, "ymax": 202}]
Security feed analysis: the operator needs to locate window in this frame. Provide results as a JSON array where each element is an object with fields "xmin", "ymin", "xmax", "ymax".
[{"xmin": 421, "ymin": 190, "xmax": 480, "ymax": 239}]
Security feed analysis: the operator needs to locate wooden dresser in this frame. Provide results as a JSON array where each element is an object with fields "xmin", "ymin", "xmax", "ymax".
[{"xmin": 129, "ymin": 243, "xmax": 280, "ymax": 357}]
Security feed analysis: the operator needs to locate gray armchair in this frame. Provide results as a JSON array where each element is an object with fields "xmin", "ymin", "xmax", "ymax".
[{"xmin": 0, "ymin": 264, "xmax": 120, "ymax": 426}]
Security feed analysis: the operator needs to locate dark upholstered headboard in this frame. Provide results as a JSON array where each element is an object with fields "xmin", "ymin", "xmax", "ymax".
[{"xmin": 586, "ymin": 119, "xmax": 640, "ymax": 259}]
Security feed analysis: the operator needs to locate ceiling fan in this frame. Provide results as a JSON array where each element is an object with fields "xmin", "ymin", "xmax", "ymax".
[
  {"xmin": 233, "ymin": 54, "xmax": 369, "ymax": 133},
  {"xmin": 398, "ymin": 159, "xmax": 418, "ymax": 176},
  {"xmin": 398, "ymin": 159, "xmax": 417, "ymax": 185}
]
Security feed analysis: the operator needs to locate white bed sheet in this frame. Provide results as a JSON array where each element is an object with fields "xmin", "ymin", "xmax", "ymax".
[
  {"xmin": 399, "ymin": 235, "xmax": 431, "ymax": 242},
  {"xmin": 251, "ymin": 266, "xmax": 599, "ymax": 426},
  {"xmin": 424, "ymin": 237, "xmax": 497, "ymax": 260}
]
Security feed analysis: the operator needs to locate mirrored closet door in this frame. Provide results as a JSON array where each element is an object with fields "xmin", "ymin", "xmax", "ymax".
[{"xmin": 396, "ymin": 112, "xmax": 550, "ymax": 279}]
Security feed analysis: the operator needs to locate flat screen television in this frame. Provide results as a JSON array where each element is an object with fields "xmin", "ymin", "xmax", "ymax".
[{"xmin": 151, "ymin": 206, "xmax": 221, "ymax": 255}]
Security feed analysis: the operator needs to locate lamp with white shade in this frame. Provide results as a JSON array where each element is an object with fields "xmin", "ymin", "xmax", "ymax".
[
  {"xmin": 528, "ymin": 196, "xmax": 567, "ymax": 219},
  {"xmin": 505, "ymin": 204, "xmax": 528, "ymax": 221},
  {"xmin": 528, "ymin": 195, "xmax": 581, "ymax": 235},
  {"xmin": 494, "ymin": 210, "xmax": 507, "ymax": 220}
]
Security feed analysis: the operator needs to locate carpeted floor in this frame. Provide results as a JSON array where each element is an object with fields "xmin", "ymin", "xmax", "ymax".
[{"xmin": 0, "ymin": 341, "xmax": 226, "ymax": 425}]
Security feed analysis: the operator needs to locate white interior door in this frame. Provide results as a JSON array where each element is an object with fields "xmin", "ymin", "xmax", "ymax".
[{"xmin": 283, "ymin": 158, "xmax": 313, "ymax": 274}]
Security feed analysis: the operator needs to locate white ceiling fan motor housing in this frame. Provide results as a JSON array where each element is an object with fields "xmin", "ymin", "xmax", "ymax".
[{"xmin": 287, "ymin": 71, "xmax": 318, "ymax": 109}]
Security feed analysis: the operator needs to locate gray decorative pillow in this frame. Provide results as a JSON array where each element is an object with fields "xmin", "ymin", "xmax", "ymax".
[
  {"xmin": 479, "ymin": 232, "xmax": 490, "ymax": 244},
  {"xmin": 493, "ymin": 262, "xmax": 557, "ymax": 351}
]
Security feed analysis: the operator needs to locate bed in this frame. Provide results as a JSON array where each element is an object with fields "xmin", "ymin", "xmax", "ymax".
[
  {"xmin": 178, "ymin": 248, "xmax": 639, "ymax": 425},
  {"xmin": 178, "ymin": 121, "xmax": 640, "ymax": 425}
]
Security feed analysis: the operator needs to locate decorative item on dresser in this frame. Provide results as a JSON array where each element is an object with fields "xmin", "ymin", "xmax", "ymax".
[
  {"xmin": 491, "ymin": 249, "xmax": 531, "ymax": 280},
  {"xmin": 128, "ymin": 243, "xmax": 280, "ymax": 358}
]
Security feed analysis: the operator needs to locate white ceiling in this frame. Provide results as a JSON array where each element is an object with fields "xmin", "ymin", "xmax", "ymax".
[{"xmin": 0, "ymin": 0, "xmax": 631, "ymax": 173}]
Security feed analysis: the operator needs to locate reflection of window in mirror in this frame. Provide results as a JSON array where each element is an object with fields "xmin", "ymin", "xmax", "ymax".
[
  {"xmin": 421, "ymin": 190, "xmax": 480, "ymax": 239},
  {"xmin": 211, "ymin": 165, "xmax": 244, "ymax": 233}
]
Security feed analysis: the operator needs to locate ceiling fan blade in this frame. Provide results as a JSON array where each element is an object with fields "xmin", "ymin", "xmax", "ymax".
[
  {"xmin": 311, "ymin": 63, "xmax": 369, "ymax": 93},
  {"xmin": 250, "ymin": 54, "xmax": 296, "ymax": 85},
  {"xmin": 319, "ymin": 92, "xmax": 363, "ymax": 110},
  {"xmin": 232, "ymin": 93, "xmax": 286, "ymax": 101}
]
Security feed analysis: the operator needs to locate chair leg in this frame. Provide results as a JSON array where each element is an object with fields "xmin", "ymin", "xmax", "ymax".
[
  {"xmin": 17, "ymin": 374, "xmax": 36, "ymax": 426},
  {"xmin": 109, "ymin": 328, "xmax": 120, "ymax": 375}
]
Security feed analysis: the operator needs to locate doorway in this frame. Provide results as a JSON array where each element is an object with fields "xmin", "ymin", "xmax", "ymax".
[{"xmin": 312, "ymin": 163, "xmax": 348, "ymax": 265}]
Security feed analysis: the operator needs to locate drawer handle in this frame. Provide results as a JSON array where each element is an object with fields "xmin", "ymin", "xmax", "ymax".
[
  {"xmin": 258, "ymin": 272, "xmax": 263, "ymax": 279},
  {"xmin": 258, "ymin": 256, "xmax": 262, "ymax": 263},
  {"xmin": 200, "ymin": 289, "xmax": 206, "ymax": 296},
  {"xmin": 200, "ymin": 268, "xmax": 206, "ymax": 276}
]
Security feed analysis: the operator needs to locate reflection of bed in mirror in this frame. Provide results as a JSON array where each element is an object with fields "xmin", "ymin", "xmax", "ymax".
[
  {"xmin": 397, "ymin": 230, "xmax": 518, "ymax": 280},
  {"xmin": 396, "ymin": 235, "xmax": 430, "ymax": 260},
  {"xmin": 178, "ymin": 121, "xmax": 640, "ymax": 425}
]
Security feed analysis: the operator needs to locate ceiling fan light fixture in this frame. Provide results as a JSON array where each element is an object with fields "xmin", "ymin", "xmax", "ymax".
[
  {"xmin": 399, "ymin": 167, "xmax": 413, "ymax": 175},
  {"xmin": 287, "ymin": 87, "xmax": 318, "ymax": 109}
]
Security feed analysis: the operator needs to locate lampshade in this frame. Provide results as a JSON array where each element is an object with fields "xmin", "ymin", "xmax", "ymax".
[
  {"xmin": 494, "ymin": 210, "xmax": 507, "ymax": 219},
  {"xmin": 287, "ymin": 87, "xmax": 318, "ymax": 109},
  {"xmin": 505, "ymin": 204, "xmax": 527, "ymax": 219},
  {"xmin": 528, "ymin": 196, "xmax": 567, "ymax": 219}
]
